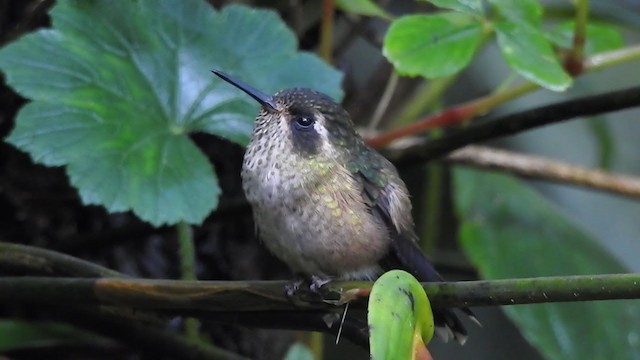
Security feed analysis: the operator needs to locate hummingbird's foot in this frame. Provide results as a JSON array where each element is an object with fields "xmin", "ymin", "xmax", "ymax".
[
  {"xmin": 284, "ymin": 274, "xmax": 332, "ymax": 303},
  {"xmin": 309, "ymin": 275, "xmax": 331, "ymax": 293},
  {"xmin": 284, "ymin": 278, "xmax": 305, "ymax": 298}
]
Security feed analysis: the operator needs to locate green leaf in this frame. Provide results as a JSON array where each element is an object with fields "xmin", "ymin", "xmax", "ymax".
[
  {"xmin": 283, "ymin": 343, "xmax": 314, "ymax": 360},
  {"xmin": 0, "ymin": 0, "xmax": 342, "ymax": 226},
  {"xmin": 454, "ymin": 168, "xmax": 640, "ymax": 360},
  {"xmin": 0, "ymin": 320, "xmax": 110, "ymax": 351},
  {"xmin": 383, "ymin": 13, "xmax": 484, "ymax": 78},
  {"xmin": 418, "ymin": 0, "xmax": 484, "ymax": 15},
  {"xmin": 336, "ymin": 0, "xmax": 393, "ymax": 20},
  {"xmin": 547, "ymin": 21, "xmax": 625, "ymax": 55},
  {"xmin": 368, "ymin": 270, "xmax": 434, "ymax": 360},
  {"xmin": 488, "ymin": 0, "xmax": 542, "ymax": 26},
  {"xmin": 495, "ymin": 21, "xmax": 572, "ymax": 91}
]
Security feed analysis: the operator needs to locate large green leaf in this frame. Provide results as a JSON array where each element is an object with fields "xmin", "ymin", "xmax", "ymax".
[
  {"xmin": 454, "ymin": 168, "xmax": 640, "ymax": 360},
  {"xmin": 495, "ymin": 21, "xmax": 572, "ymax": 91},
  {"xmin": 418, "ymin": 0, "xmax": 484, "ymax": 15},
  {"xmin": 383, "ymin": 12, "xmax": 484, "ymax": 78},
  {"xmin": 0, "ymin": 0, "xmax": 342, "ymax": 226},
  {"xmin": 488, "ymin": 0, "xmax": 542, "ymax": 26}
]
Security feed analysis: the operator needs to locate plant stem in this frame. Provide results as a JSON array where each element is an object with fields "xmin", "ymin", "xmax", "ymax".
[
  {"xmin": 467, "ymin": 82, "xmax": 538, "ymax": 115},
  {"xmin": 366, "ymin": 82, "xmax": 537, "ymax": 148},
  {"xmin": 309, "ymin": 332, "xmax": 324, "ymax": 359},
  {"xmin": 585, "ymin": 44, "xmax": 640, "ymax": 70},
  {"xmin": 392, "ymin": 75, "xmax": 458, "ymax": 127},
  {"xmin": 367, "ymin": 44, "xmax": 640, "ymax": 148},
  {"xmin": 178, "ymin": 222, "xmax": 197, "ymax": 281},
  {"xmin": 573, "ymin": 0, "xmax": 589, "ymax": 61},
  {"xmin": 320, "ymin": 0, "xmax": 335, "ymax": 63},
  {"xmin": 368, "ymin": 71, "xmax": 399, "ymax": 131},
  {"xmin": 388, "ymin": 85, "xmax": 640, "ymax": 164},
  {"xmin": 177, "ymin": 221, "xmax": 200, "ymax": 340},
  {"xmin": 564, "ymin": 0, "xmax": 589, "ymax": 74}
]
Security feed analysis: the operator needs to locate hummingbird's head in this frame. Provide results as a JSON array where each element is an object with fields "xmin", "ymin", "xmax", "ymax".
[{"xmin": 211, "ymin": 70, "xmax": 358, "ymax": 159}]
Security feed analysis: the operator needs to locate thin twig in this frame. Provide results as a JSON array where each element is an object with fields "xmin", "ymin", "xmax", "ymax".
[
  {"xmin": 586, "ymin": 44, "xmax": 640, "ymax": 70},
  {"xmin": 446, "ymin": 145, "xmax": 640, "ymax": 199},
  {"xmin": 367, "ymin": 82, "xmax": 537, "ymax": 148},
  {"xmin": 320, "ymin": 0, "xmax": 335, "ymax": 63},
  {"xmin": 368, "ymin": 71, "xmax": 399, "ymax": 131}
]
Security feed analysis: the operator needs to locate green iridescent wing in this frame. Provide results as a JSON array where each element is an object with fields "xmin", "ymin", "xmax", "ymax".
[{"xmin": 352, "ymin": 146, "xmax": 474, "ymax": 343}]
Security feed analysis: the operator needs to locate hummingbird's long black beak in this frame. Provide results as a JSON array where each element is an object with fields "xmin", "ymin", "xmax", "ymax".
[{"xmin": 211, "ymin": 70, "xmax": 278, "ymax": 112}]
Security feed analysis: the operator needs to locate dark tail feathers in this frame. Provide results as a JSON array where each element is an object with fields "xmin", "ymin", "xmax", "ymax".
[{"xmin": 383, "ymin": 231, "xmax": 481, "ymax": 344}]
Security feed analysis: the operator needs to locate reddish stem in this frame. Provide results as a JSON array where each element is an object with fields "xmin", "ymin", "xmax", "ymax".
[
  {"xmin": 366, "ymin": 103, "xmax": 478, "ymax": 148},
  {"xmin": 320, "ymin": 0, "xmax": 335, "ymax": 63}
]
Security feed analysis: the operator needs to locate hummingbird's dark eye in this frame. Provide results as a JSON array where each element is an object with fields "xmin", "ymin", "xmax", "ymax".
[{"xmin": 293, "ymin": 115, "xmax": 315, "ymax": 130}]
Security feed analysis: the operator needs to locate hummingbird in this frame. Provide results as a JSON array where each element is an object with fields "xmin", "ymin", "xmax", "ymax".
[{"xmin": 211, "ymin": 70, "xmax": 476, "ymax": 344}]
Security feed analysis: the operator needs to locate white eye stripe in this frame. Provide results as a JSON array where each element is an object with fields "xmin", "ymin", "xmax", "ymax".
[{"xmin": 312, "ymin": 115, "xmax": 336, "ymax": 156}]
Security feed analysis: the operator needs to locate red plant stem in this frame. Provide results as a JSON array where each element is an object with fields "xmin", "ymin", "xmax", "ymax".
[
  {"xmin": 366, "ymin": 104, "xmax": 477, "ymax": 148},
  {"xmin": 564, "ymin": 0, "xmax": 589, "ymax": 75},
  {"xmin": 367, "ymin": 80, "xmax": 536, "ymax": 148},
  {"xmin": 320, "ymin": 0, "xmax": 335, "ymax": 63},
  {"xmin": 366, "ymin": 42, "xmax": 640, "ymax": 149}
]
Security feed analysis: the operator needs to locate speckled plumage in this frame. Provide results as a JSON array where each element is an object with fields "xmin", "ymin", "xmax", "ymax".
[
  {"xmin": 241, "ymin": 88, "xmax": 411, "ymax": 280},
  {"xmin": 212, "ymin": 70, "xmax": 475, "ymax": 344}
]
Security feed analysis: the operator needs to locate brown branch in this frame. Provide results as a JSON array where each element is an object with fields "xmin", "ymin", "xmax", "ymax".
[
  {"xmin": 0, "ymin": 242, "xmax": 247, "ymax": 359},
  {"xmin": 4, "ymin": 241, "xmax": 640, "ymax": 349},
  {"xmin": 446, "ymin": 145, "xmax": 640, "ymax": 199},
  {"xmin": 0, "ymin": 242, "xmax": 369, "ymax": 347},
  {"xmin": 0, "ymin": 242, "xmax": 125, "ymax": 277},
  {"xmin": 3, "ymin": 275, "xmax": 640, "ymax": 310}
]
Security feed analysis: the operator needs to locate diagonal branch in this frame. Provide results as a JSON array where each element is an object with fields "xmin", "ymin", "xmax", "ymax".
[
  {"xmin": 386, "ymin": 86, "xmax": 640, "ymax": 164},
  {"xmin": 0, "ymin": 241, "xmax": 125, "ymax": 277},
  {"xmin": 0, "ymin": 242, "xmax": 247, "ymax": 360},
  {"xmin": 445, "ymin": 145, "xmax": 640, "ymax": 199}
]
